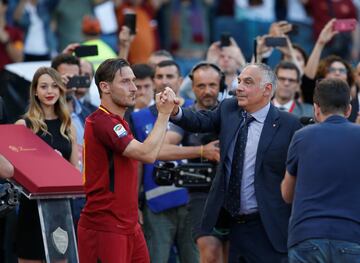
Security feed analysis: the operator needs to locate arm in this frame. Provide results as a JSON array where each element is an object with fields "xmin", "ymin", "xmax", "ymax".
[
  {"xmin": 281, "ymin": 171, "xmax": 296, "ymax": 204},
  {"xmin": 123, "ymin": 88, "xmax": 176, "ymax": 163},
  {"xmin": 0, "ymin": 155, "xmax": 14, "ymax": 179},
  {"xmin": 304, "ymin": 19, "xmax": 337, "ymax": 79},
  {"xmin": 171, "ymin": 103, "xmax": 220, "ymax": 134},
  {"xmin": 69, "ymin": 124, "xmax": 80, "ymax": 170},
  {"xmin": 13, "ymin": 0, "xmax": 27, "ymax": 24},
  {"xmin": 118, "ymin": 26, "xmax": 134, "ymax": 60},
  {"xmin": 157, "ymin": 131, "xmax": 220, "ymax": 161}
]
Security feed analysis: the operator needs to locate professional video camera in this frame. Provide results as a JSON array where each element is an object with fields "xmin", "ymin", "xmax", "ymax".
[
  {"xmin": 153, "ymin": 162, "xmax": 216, "ymax": 188},
  {"xmin": 0, "ymin": 181, "xmax": 20, "ymax": 217}
]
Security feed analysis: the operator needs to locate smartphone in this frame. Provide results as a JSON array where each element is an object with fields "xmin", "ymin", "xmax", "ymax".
[
  {"xmin": 264, "ymin": 37, "xmax": 287, "ymax": 47},
  {"xmin": 67, "ymin": 76, "xmax": 91, "ymax": 89},
  {"xmin": 74, "ymin": 45, "xmax": 98, "ymax": 57},
  {"xmin": 220, "ymin": 32, "xmax": 231, "ymax": 47},
  {"xmin": 124, "ymin": 13, "xmax": 137, "ymax": 35},
  {"xmin": 289, "ymin": 24, "xmax": 299, "ymax": 36},
  {"xmin": 333, "ymin": 19, "xmax": 357, "ymax": 32}
]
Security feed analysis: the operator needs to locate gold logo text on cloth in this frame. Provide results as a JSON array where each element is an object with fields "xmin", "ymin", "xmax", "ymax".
[{"xmin": 9, "ymin": 145, "xmax": 37, "ymax": 152}]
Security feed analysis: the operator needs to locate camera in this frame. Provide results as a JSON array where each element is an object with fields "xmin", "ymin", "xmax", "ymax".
[
  {"xmin": 154, "ymin": 162, "xmax": 216, "ymax": 188},
  {"xmin": 0, "ymin": 181, "xmax": 20, "ymax": 218}
]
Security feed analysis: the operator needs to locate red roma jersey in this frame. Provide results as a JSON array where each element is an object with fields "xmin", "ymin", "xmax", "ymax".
[{"xmin": 79, "ymin": 106, "xmax": 139, "ymax": 234}]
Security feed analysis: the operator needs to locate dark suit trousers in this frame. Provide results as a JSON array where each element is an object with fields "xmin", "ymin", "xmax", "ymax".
[{"xmin": 228, "ymin": 216, "xmax": 287, "ymax": 263}]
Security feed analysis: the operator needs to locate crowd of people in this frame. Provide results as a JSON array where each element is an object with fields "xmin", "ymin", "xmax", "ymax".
[{"xmin": 1, "ymin": 0, "xmax": 360, "ymax": 263}]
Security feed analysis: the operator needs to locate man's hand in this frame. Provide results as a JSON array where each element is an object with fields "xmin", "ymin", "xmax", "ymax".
[
  {"xmin": 202, "ymin": 140, "xmax": 220, "ymax": 162},
  {"xmin": 317, "ymin": 19, "xmax": 338, "ymax": 46},
  {"xmin": 156, "ymin": 87, "xmax": 179, "ymax": 115},
  {"xmin": 62, "ymin": 43, "xmax": 80, "ymax": 55},
  {"xmin": 269, "ymin": 21, "xmax": 292, "ymax": 37},
  {"xmin": 206, "ymin": 41, "xmax": 221, "ymax": 64}
]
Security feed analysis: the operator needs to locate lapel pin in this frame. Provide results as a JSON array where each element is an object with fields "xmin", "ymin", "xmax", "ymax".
[{"xmin": 273, "ymin": 123, "xmax": 276, "ymax": 127}]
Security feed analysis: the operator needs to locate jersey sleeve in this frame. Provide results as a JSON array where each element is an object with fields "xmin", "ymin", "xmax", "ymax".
[{"xmin": 93, "ymin": 114, "xmax": 134, "ymax": 153}]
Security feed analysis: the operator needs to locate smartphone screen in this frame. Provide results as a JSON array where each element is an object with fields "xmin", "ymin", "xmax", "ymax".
[
  {"xmin": 74, "ymin": 45, "xmax": 98, "ymax": 57},
  {"xmin": 264, "ymin": 37, "xmax": 287, "ymax": 47},
  {"xmin": 67, "ymin": 76, "xmax": 91, "ymax": 89},
  {"xmin": 124, "ymin": 13, "xmax": 137, "ymax": 35},
  {"xmin": 220, "ymin": 32, "xmax": 231, "ymax": 47},
  {"xmin": 333, "ymin": 19, "xmax": 357, "ymax": 32}
]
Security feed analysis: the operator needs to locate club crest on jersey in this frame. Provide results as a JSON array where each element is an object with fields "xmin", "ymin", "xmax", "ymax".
[{"xmin": 113, "ymin": 124, "xmax": 127, "ymax": 138}]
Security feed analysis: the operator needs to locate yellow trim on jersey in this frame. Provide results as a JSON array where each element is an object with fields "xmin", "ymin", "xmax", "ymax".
[{"xmin": 99, "ymin": 106, "xmax": 110, "ymax": 115}]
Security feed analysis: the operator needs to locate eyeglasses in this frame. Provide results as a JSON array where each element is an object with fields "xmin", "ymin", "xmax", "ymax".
[
  {"xmin": 327, "ymin": 67, "xmax": 347, "ymax": 75},
  {"xmin": 277, "ymin": 77, "xmax": 298, "ymax": 84}
]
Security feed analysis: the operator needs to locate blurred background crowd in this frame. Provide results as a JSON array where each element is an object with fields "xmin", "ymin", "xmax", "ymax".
[{"xmin": 1, "ymin": 0, "xmax": 360, "ymax": 262}]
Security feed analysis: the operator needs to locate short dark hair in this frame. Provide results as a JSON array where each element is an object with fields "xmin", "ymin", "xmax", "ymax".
[
  {"xmin": 151, "ymin": 50, "xmax": 173, "ymax": 60},
  {"xmin": 131, "ymin": 64, "xmax": 154, "ymax": 79},
  {"xmin": 156, "ymin": 60, "xmax": 181, "ymax": 77},
  {"xmin": 275, "ymin": 61, "xmax": 301, "ymax": 82},
  {"xmin": 313, "ymin": 78, "xmax": 350, "ymax": 115},
  {"xmin": 94, "ymin": 58, "xmax": 130, "ymax": 97},
  {"xmin": 51, "ymin": 54, "xmax": 80, "ymax": 71}
]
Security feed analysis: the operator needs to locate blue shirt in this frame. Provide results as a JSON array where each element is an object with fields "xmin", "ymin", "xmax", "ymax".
[
  {"xmin": 224, "ymin": 103, "xmax": 270, "ymax": 214},
  {"xmin": 287, "ymin": 115, "xmax": 360, "ymax": 248}
]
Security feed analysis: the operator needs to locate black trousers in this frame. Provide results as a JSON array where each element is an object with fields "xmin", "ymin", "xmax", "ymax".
[{"xmin": 228, "ymin": 215, "xmax": 287, "ymax": 263}]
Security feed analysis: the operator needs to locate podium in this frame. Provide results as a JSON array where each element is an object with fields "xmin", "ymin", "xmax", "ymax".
[{"xmin": 0, "ymin": 125, "xmax": 84, "ymax": 262}]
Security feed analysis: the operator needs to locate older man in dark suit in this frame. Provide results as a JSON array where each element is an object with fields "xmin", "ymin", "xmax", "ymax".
[{"xmin": 168, "ymin": 63, "xmax": 302, "ymax": 262}]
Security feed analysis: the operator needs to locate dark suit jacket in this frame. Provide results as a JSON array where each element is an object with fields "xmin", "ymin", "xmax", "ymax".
[{"xmin": 172, "ymin": 98, "xmax": 302, "ymax": 253}]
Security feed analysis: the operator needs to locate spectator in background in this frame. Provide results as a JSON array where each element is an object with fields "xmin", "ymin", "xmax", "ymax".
[
  {"xmin": 0, "ymin": 155, "xmax": 13, "ymax": 179},
  {"xmin": 148, "ymin": 49, "xmax": 173, "ymax": 68},
  {"xmin": 273, "ymin": 61, "xmax": 313, "ymax": 118},
  {"xmin": 302, "ymin": 0, "xmax": 357, "ymax": 60},
  {"xmin": 130, "ymin": 60, "xmax": 198, "ymax": 263},
  {"xmin": 115, "ymin": 0, "xmax": 159, "ymax": 64},
  {"xmin": 132, "ymin": 63, "xmax": 155, "ymax": 111},
  {"xmin": 0, "ymin": 0, "xmax": 23, "ymax": 70},
  {"xmin": 124, "ymin": 63, "xmax": 155, "ymax": 123},
  {"xmin": 0, "ymin": 0, "xmax": 23, "ymax": 95},
  {"xmin": 0, "ymin": 96, "xmax": 8, "ymax": 124},
  {"xmin": 282, "ymin": 78, "xmax": 360, "ymax": 263},
  {"xmin": 15, "ymin": 67, "xmax": 78, "ymax": 262},
  {"xmin": 164, "ymin": 62, "xmax": 225, "ymax": 263},
  {"xmin": 13, "ymin": 0, "xmax": 58, "ymax": 61},
  {"xmin": 52, "ymin": 0, "xmax": 93, "ymax": 52},
  {"xmin": 180, "ymin": 37, "xmax": 245, "ymax": 100},
  {"xmin": 349, "ymin": 61, "xmax": 360, "ymax": 123},
  {"xmin": 301, "ymin": 19, "xmax": 354, "ymax": 104},
  {"xmin": 81, "ymin": 15, "xmax": 117, "ymax": 70}
]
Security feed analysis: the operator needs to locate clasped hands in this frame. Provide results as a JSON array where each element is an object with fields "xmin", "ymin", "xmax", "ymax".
[{"xmin": 156, "ymin": 87, "xmax": 180, "ymax": 115}]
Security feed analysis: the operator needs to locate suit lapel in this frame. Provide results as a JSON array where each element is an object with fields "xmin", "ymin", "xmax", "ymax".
[{"xmin": 255, "ymin": 105, "xmax": 280, "ymax": 174}]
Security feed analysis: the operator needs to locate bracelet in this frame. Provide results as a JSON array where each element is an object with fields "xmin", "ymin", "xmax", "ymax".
[{"xmin": 200, "ymin": 145, "xmax": 204, "ymax": 160}]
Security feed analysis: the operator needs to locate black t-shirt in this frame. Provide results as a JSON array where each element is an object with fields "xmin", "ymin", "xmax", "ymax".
[{"xmin": 0, "ymin": 97, "xmax": 8, "ymax": 124}]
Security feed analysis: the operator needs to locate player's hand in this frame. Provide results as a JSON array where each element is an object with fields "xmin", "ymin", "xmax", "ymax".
[{"xmin": 156, "ymin": 87, "xmax": 179, "ymax": 115}]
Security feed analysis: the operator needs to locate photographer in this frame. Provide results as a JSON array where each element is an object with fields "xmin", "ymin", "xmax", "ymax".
[
  {"xmin": 163, "ymin": 62, "xmax": 227, "ymax": 263},
  {"xmin": 282, "ymin": 78, "xmax": 360, "ymax": 262}
]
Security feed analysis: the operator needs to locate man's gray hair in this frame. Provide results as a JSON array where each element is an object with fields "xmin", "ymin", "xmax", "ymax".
[{"xmin": 242, "ymin": 63, "xmax": 277, "ymax": 95}]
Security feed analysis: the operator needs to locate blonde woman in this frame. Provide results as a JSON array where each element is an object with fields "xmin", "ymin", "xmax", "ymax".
[{"xmin": 15, "ymin": 67, "xmax": 78, "ymax": 263}]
